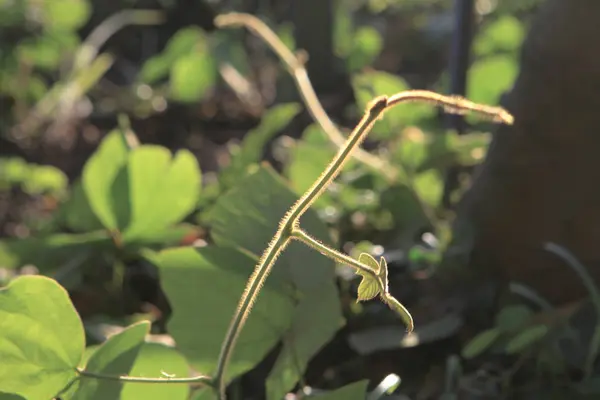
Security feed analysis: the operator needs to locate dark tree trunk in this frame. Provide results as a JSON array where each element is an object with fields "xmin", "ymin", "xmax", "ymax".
[{"xmin": 439, "ymin": 0, "xmax": 600, "ymax": 318}]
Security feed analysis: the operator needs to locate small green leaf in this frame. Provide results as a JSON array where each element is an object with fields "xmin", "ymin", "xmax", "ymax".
[
  {"xmin": 495, "ymin": 305, "xmax": 534, "ymax": 334},
  {"xmin": 74, "ymin": 321, "xmax": 150, "ymax": 399},
  {"xmin": 467, "ymin": 55, "xmax": 518, "ymax": 107},
  {"xmin": 42, "ymin": 0, "xmax": 91, "ymax": 31},
  {"xmin": 0, "ymin": 276, "xmax": 85, "ymax": 399},
  {"xmin": 505, "ymin": 325, "xmax": 549, "ymax": 355},
  {"xmin": 170, "ymin": 52, "xmax": 216, "ymax": 102},
  {"xmin": 461, "ymin": 328, "xmax": 501, "ymax": 359},
  {"xmin": 308, "ymin": 380, "xmax": 369, "ymax": 400},
  {"xmin": 347, "ymin": 26, "xmax": 383, "ymax": 72},
  {"xmin": 355, "ymin": 253, "xmax": 381, "ymax": 302},
  {"xmin": 385, "ymin": 296, "xmax": 414, "ymax": 332},
  {"xmin": 474, "ymin": 16, "xmax": 525, "ymax": 57},
  {"xmin": 139, "ymin": 27, "xmax": 206, "ymax": 84}
]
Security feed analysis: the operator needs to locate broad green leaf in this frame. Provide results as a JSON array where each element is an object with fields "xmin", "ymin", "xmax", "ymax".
[
  {"xmin": 495, "ymin": 305, "xmax": 534, "ymax": 334},
  {"xmin": 308, "ymin": 380, "xmax": 369, "ymax": 400},
  {"xmin": 152, "ymin": 246, "xmax": 295, "ymax": 382},
  {"xmin": 43, "ymin": 0, "xmax": 91, "ymax": 31},
  {"xmin": 474, "ymin": 16, "xmax": 525, "ymax": 57},
  {"xmin": 221, "ymin": 103, "xmax": 302, "ymax": 188},
  {"xmin": 461, "ymin": 328, "xmax": 501, "ymax": 359},
  {"xmin": 82, "ymin": 130, "xmax": 201, "ymax": 243},
  {"xmin": 352, "ymin": 71, "xmax": 436, "ymax": 139},
  {"xmin": 170, "ymin": 52, "xmax": 216, "ymax": 102},
  {"xmin": 82, "ymin": 130, "xmax": 130, "ymax": 232},
  {"xmin": 121, "ymin": 146, "xmax": 201, "ymax": 242},
  {"xmin": 140, "ymin": 27, "xmax": 206, "ymax": 84},
  {"xmin": 121, "ymin": 343, "xmax": 191, "ymax": 400},
  {"xmin": 505, "ymin": 325, "xmax": 549, "ymax": 355},
  {"xmin": 0, "ymin": 276, "xmax": 85, "ymax": 399},
  {"xmin": 355, "ymin": 253, "xmax": 381, "ymax": 302},
  {"xmin": 0, "ymin": 231, "xmax": 111, "ymax": 272},
  {"xmin": 467, "ymin": 55, "xmax": 517, "ymax": 107},
  {"xmin": 191, "ymin": 388, "xmax": 217, "ymax": 400},
  {"xmin": 74, "ymin": 321, "xmax": 150, "ymax": 399},
  {"xmin": 206, "ymin": 166, "xmax": 344, "ymax": 395}
]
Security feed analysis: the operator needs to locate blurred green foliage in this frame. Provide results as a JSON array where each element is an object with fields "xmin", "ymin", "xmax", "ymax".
[{"xmin": 0, "ymin": 1, "xmax": 537, "ymax": 399}]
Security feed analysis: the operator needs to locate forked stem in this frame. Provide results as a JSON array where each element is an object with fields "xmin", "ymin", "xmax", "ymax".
[{"xmin": 212, "ymin": 90, "xmax": 513, "ymax": 399}]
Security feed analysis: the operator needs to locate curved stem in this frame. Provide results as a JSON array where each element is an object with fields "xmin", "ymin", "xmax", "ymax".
[
  {"xmin": 76, "ymin": 368, "xmax": 213, "ymax": 386},
  {"xmin": 212, "ymin": 88, "xmax": 512, "ymax": 398}
]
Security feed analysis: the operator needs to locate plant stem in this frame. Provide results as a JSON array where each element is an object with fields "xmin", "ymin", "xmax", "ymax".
[
  {"xmin": 76, "ymin": 368, "xmax": 213, "ymax": 386},
  {"xmin": 212, "ymin": 87, "xmax": 512, "ymax": 399}
]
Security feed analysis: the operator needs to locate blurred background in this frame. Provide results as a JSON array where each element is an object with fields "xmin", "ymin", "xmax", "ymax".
[{"xmin": 11, "ymin": 0, "xmax": 600, "ymax": 399}]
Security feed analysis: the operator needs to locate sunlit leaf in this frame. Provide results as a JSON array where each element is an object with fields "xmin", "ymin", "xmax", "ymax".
[
  {"xmin": 355, "ymin": 253, "xmax": 381, "ymax": 302},
  {"xmin": 170, "ymin": 52, "xmax": 216, "ymax": 102},
  {"xmin": 0, "ymin": 276, "xmax": 85, "ymax": 399}
]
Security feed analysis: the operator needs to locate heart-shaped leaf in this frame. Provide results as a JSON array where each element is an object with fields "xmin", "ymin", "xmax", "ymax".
[{"xmin": 356, "ymin": 253, "xmax": 381, "ymax": 302}]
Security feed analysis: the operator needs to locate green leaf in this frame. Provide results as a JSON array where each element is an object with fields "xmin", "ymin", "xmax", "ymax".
[
  {"xmin": 0, "ymin": 276, "xmax": 85, "ymax": 399},
  {"xmin": 355, "ymin": 253, "xmax": 381, "ymax": 302},
  {"xmin": 352, "ymin": 71, "xmax": 436, "ymax": 139},
  {"xmin": 170, "ymin": 52, "xmax": 216, "ymax": 102},
  {"xmin": 74, "ymin": 321, "xmax": 150, "ymax": 399},
  {"xmin": 307, "ymin": 380, "xmax": 369, "ymax": 400},
  {"xmin": 220, "ymin": 103, "xmax": 302, "ymax": 188},
  {"xmin": 82, "ymin": 130, "xmax": 130, "ymax": 232},
  {"xmin": 474, "ymin": 16, "xmax": 525, "ymax": 57},
  {"xmin": 495, "ymin": 305, "xmax": 534, "ymax": 334},
  {"xmin": 120, "ymin": 146, "xmax": 201, "ymax": 242},
  {"xmin": 206, "ymin": 166, "xmax": 344, "ymax": 395},
  {"xmin": 82, "ymin": 130, "xmax": 202, "ymax": 243},
  {"xmin": 461, "ymin": 328, "xmax": 501, "ymax": 359},
  {"xmin": 467, "ymin": 55, "xmax": 518, "ymax": 107},
  {"xmin": 347, "ymin": 26, "xmax": 383, "ymax": 72},
  {"xmin": 505, "ymin": 325, "xmax": 549, "ymax": 355},
  {"xmin": 59, "ymin": 181, "xmax": 105, "ymax": 232},
  {"xmin": 121, "ymin": 343, "xmax": 191, "ymax": 400},
  {"xmin": 140, "ymin": 27, "xmax": 206, "ymax": 84},
  {"xmin": 413, "ymin": 170, "xmax": 443, "ymax": 209},
  {"xmin": 42, "ymin": 0, "xmax": 91, "ymax": 31},
  {"xmin": 152, "ymin": 246, "xmax": 295, "ymax": 382}
]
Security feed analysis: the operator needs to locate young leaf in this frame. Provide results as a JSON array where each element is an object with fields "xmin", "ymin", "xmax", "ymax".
[
  {"xmin": 74, "ymin": 321, "xmax": 150, "ymax": 399},
  {"xmin": 170, "ymin": 52, "xmax": 216, "ymax": 102},
  {"xmin": 495, "ymin": 305, "xmax": 534, "ymax": 334},
  {"xmin": 355, "ymin": 253, "xmax": 381, "ymax": 302},
  {"xmin": 505, "ymin": 325, "xmax": 549, "ymax": 355},
  {"xmin": 307, "ymin": 380, "xmax": 369, "ymax": 400},
  {"xmin": 0, "ymin": 276, "xmax": 85, "ymax": 399},
  {"xmin": 461, "ymin": 328, "xmax": 501, "ymax": 359}
]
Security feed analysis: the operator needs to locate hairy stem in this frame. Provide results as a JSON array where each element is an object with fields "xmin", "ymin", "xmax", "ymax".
[
  {"xmin": 76, "ymin": 368, "xmax": 213, "ymax": 386},
  {"xmin": 212, "ymin": 87, "xmax": 512, "ymax": 398}
]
